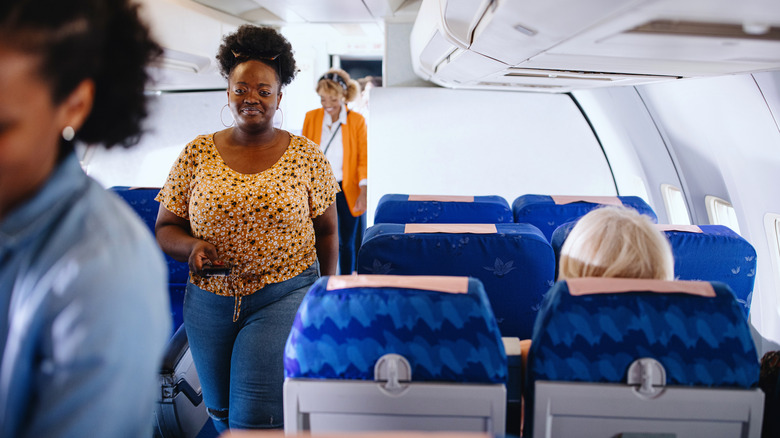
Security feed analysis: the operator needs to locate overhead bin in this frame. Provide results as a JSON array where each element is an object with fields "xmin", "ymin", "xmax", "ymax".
[{"xmin": 410, "ymin": 0, "xmax": 780, "ymax": 92}]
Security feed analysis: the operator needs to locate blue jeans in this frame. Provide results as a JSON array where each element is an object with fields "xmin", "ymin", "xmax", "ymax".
[
  {"xmin": 183, "ymin": 262, "xmax": 319, "ymax": 431},
  {"xmin": 336, "ymin": 185, "xmax": 366, "ymax": 274}
]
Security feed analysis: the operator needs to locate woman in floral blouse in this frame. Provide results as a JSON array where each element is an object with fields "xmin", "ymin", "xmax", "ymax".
[{"xmin": 155, "ymin": 25, "xmax": 338, "ymax": 432}]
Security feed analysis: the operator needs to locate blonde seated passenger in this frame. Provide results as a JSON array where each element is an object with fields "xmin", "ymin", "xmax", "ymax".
[
  {"xmin": 558, "ymin": 205, "xmax": 674, "ymax": 281},
  {"xmin": 522, "ymin": 205, "xmax": 673, "ymax": 360},
  {"xmin": 517, "ymin": 206, "xmax": 674, "ymax": 433}
]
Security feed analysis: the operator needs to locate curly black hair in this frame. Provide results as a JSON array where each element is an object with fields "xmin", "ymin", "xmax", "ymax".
[
  {"xmin": 216, "ymin": 24, "xmax": 298, "ymax": 87},
  {"xmin": 0, "ymin": 0, "xmax": 162, "ymax": 149}
]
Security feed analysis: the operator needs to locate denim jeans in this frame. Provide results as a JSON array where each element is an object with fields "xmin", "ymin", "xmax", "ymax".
[
  {"xmin": 336, "ymin": 186, "xmax": 366, "ymax": 274},
  {"xmin": 183, "ymin": 262, "xmax": 319, "ymax": 431}
]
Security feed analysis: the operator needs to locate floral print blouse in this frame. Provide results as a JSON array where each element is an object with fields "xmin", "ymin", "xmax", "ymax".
[{"xmin": 157, "ymin": 133, "xmax": 339, "ymax": 297}]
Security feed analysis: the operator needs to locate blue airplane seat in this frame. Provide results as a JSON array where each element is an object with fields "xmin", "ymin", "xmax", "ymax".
[
  {"xmin": 283, "ymin": 274, "xmax": 507, "ymax": 434},
  {"xmin": 374, "ymin": 193, "xmax": 513, "ymax": 224},
  {"xmin": 550, "ymin": 223, "xmax": 757, "ymax": 316},
  {"xmin": 110, "ymin": 186, "xmax": 188, "ymax": 334},
  {"xmin": 357, "ymin": 223, "xmax": 554, "ymax": 340},
  {"xmin": 512, "ymin": 194, "xmax": 657, "ymax": 241},
  {"xmin": 525, "ymin": 277, "xmax": 762, "ymax": 437}
]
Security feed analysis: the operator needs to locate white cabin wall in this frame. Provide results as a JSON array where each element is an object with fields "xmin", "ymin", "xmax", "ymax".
[
  {"xmin": 83, "ymin": 91, "xmax": 227, "ymax": 188},
  {"xmin": 367, "ymin": 87, "xmax": 617, "ymax": 225},
  {"xmin": 573, "ymin": 87, "xmax": 686, "ymax": 224},
  {"xmin": 634, "ymin": 73, "xmax": 780, "ymax": 352}
]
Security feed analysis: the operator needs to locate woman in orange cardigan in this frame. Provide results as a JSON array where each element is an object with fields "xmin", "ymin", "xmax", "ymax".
[{"xmin": 303, "ymin": 68, "xmax": 368, "ymax": 274}]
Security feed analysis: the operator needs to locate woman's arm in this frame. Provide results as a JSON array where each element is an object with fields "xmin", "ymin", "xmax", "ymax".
[
  {"xmin": 312, "ymin": 203, "xmax": 338, "ymax": 275},
  {"xmin": 155, "ymin": 204, "xmax": 219, "ymax": 272}
]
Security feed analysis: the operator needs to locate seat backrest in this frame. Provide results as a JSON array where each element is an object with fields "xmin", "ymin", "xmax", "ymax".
[
  {"xmin": 284, "ymin": 275, "xmax": 508, "ymax": 434},
  {"xmin": 357, "ymin": 223, "xmax": 554, "ymax": 339},
  {"xmin": 284, "ymin": 275, "xmax": 507, "ymax": 384},
  {"xmin": 512, "ymin": 195, "xmax": 657, "ymax": 241},
  {"xmin": 374, "ymin": 194, "xmax": 513, "ymax": 224},
  {"xmin": 525, "ymin": 277, "xmax": 760, "ymax": 436},
  {"xmin": 529, "ymin": 277, "xmax": 758, "ymax": 387},
  {"xmin": 551, "ymin": 223, "xmax": 757, "ymax": 315},
  {"xmin": 110, "ymin": 186, "xmax": 189, "ymax": 333},
  {"xmin": 660, "ymin": 224, "xmax": 757, "ymax": 314}
]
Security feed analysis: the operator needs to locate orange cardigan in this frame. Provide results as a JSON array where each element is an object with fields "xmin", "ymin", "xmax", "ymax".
[{"xmin": 302, "ymin": 108, "xmax": 368, "ymax": 217}]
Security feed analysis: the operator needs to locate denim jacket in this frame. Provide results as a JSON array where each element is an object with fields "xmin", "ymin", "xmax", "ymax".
[{"xmin": 0, "ymin": 153, "xmax": 171, "ymax": 437}]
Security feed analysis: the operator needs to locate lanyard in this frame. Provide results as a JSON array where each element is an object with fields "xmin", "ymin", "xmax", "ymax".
[{"xmin": 323, "ymin": 123, "xmax": 342, "ymax": 156}]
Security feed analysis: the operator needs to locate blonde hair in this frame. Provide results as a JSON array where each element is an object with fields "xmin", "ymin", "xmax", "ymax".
[
  {"xmin": 316, "ymin": 68, "xmax": 360, "ymax": 102},
  {"xmin": 559, "ymin": 205, "xmax": 674, "ymax": 281}
]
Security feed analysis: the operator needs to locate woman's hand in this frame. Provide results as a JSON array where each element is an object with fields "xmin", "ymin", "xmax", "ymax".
[
  {"xmin": 353, "ymin": 185, "xmax": 368, "ymax": 215},
  {"xmin": 188, "ymin": 239, "xmax": 220, "ymax": 273},
  {"xmin": 155, "ymin": 205, "xmax": 221, "ymax": 273}
]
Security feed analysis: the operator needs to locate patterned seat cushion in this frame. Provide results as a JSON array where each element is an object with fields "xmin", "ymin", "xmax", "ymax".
[
  {"xmin": 374, "ymin": 194, "xmax": 513, "ymax": 224},
  {"xmin": 512, "ymin": 194, "xmax": 657, "ymax": 241},
  {"xmin": 284, "ymin": 275, "xmax": 507, "ymax": 384},
  {"xmin": 528, "ymin": 278, "xmax": 759, "ymax": 388},
  {"xmin": 357, "ymin": 223, "xmax": 554, "ymax": 339}
]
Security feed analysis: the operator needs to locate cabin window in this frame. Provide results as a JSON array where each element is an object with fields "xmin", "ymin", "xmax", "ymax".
[
  {"xmin": 766, "ymin": 213, "xmax": 780, "ymax": 290},
  {"xmin": 705, "ymin": 195, "xmax": 741, "ymax": 234},
  {"xmin": 775, "ymin": 216, "xmax": 780, "ymax": 260},
  {"xmin": 661, "ymin": 184, "xmax": 691, "ymax": 225}
]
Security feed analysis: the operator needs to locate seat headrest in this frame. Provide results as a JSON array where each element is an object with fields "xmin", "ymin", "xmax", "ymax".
[
  {"xmin": 512, "ymin": 194, "xmax": 657, "ymax": 241},
  {"xmin": 374, "ymin": 193, "xmax": 513, "ymax": 224},
  {"xmin": 284, "ymin": 275, "xmax": 507, "ymax": 384},
  {"xmin": 529, "ymin": 278, "xmax": 759, "ymax": 389}
]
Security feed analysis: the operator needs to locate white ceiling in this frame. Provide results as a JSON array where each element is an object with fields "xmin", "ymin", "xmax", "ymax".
[{"xmin": 191, "ymin": 0, "xmax": 422, "ymax": 24}]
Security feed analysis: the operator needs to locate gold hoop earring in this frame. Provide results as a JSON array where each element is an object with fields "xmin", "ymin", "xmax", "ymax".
[
  {"xmin": 220, "ymin": 104, "xmax": 234, "ymax": 127},
  {"xmin": 275, "ymin": 107, "xmax": 284, "ymax": 129}
]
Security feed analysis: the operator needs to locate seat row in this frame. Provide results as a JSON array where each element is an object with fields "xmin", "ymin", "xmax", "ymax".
[
  {"xmin": 367, "ymin": 193, "xmax": 757, "ymax": 326},
  {"xmin": 108, "ymin": 188, "xmax": 758, "ymax": 336},
  {"xmin": 283, "ymin": 274, "xmax": 763, "ymax": 437},
  {"xmin": 109, "ymin": 188, "xmax": 762, "ymax": 437}
]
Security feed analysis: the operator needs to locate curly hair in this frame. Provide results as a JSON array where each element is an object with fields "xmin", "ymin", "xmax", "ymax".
[
  {"xmin": 0, "ymin": 0, "xmax": 162, "ymax": 149},
  {"xmin": 216, "ymin": 24, "xmax": 298, "ymax": 87},
  {"xmin": 316, "ymin": 68, "xmax": 360, "ymax": 103}
]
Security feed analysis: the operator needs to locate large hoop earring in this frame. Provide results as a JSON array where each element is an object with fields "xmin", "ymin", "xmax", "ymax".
[
  {"xmin": 220, "ymin": 104, "xmax": 234, "ymax": 127},
  {"xmin": 274, "ymin": 107, "xmax": 284, "ymax": 129}
]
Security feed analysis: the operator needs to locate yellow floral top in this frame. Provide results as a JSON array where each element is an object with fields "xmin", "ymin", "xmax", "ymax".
[{"xmin": 156, "ymin": 133, "xmax": 339, "ymax": 297}]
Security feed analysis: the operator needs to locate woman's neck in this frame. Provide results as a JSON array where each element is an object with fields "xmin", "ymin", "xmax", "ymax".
[{"xmin": 229, "ymin": 125, "xmax": 279, "ymax": 148}]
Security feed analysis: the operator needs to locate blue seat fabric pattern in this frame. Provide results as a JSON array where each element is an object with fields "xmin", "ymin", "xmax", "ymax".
[
  {"xmin": 528, "ymin": 280, "xmax": 758, "ymax": 388},
  {"xmin": 110, "ymin": 187, "xmax": 189, "ymax": 333},
  {"xmin": 551, "ymin": 223, "xmax": 757, "ymax": 314},
  {"xmin": 523, "ymin": 279, "xmax": 759, "ymax": 436},
  {"xmin": 512, "ymin": 194, "xmax": 657, "ymax": 241},
  {"xmin": 374, "ymin": 194, "xmax": 513, "ymax": 224},
  {"xmin": 284, "ymin": 277, "xmax": 507, "ymax": 384},
  {"xmin": 357, "ymin": 223, "xmax": 555, "ymax": 339},
  {"xmin": 665, "ymin": 225, "xmax": 757, "ymax": 313}
]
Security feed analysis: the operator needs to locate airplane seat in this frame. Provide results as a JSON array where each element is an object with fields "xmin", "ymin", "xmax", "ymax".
[
  {"xmin": 550, "ymin": 223, "xmax": 758, "ymax": 315},
  {"xmin": 512, "ymin": 195, "xmax": 657, "ymax": 241},
  {"xmin": 660, "ymin": 224, "xmax": 757, "ymax": 315},
  {"xmin": 283, "ymin": 274, "xmax": 507, "ymax": 434},
  {"xmin": 525, "ymin": 277, "xmax": 763, "ymax": 438},
  {"xmin": 374, "ymin": 194, "xmax": 513, "ymax": 224},
  {"xmin": 109, "ymin": 186, "xmax": 189, "ymax": 332},
  {"xmin": 357, "ymin": 223, "xmax": 555, "ymax": 340},
  {"xmin": 110, "ymin": 187, "xmax": 212, "ymax": 438}
]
